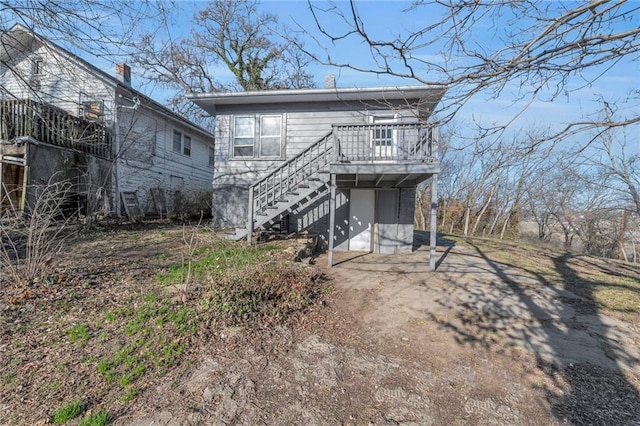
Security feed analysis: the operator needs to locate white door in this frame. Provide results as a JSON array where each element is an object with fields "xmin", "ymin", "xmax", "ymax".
[
  {"xmin": 371, "ymin": 116, "xmax": 397, "ymax": 160},
  {"xmin": 349, "ymin": 189, "xmax": 375, "ymax": 251}
]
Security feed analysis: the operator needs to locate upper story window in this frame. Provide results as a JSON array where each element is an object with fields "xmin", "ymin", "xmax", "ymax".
[
  {"xmin": 233, "ymin": 114, "xmax": 282, "ymax": 158},
  {"xmin": 31, "ymin": 57, "xmax": 43, "ymax": 76},
  {"xmin": 173, "ymin": 130, "xmax": 191, "ymax": 156},
  {"xmin": 208, "ymin": 146, "xmax": 215, "ymax": 167},
  {"xmin": 79, "ymin": 92, "xmax": 105, "ymax": 122},
  {"xmin": 82, "ymin": 101, "xmax": 104, "ymax": 121},
  {"xmin": 183, "ymin": 135, "xmax": 191, "ymax": 156}
]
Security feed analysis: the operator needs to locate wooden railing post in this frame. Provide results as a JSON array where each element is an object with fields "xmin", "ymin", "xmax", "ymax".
[{"xmin": 247, "ymin": 186, "xmax": 254, "ymax": 243}]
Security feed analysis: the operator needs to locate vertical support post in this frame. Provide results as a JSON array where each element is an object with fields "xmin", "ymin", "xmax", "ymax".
[
  {"xmin": 19, "ymin": 144, "xmax": 30, "ymax": 217},
  {"xmin": 0, "ymin": 157, "xmax": 5, "ymax": 217},
  {"xmin": 0, "ymin": 158, "xmax": 4, "ymax": 216},
  {"xmin": 429, "ymin": 174, "xmax": 438, "ymax": 270},
  {"xmin": 328, "ymin": 174, "xmax": 336, "ymax": 267},
  {"xmin": 247, "ymin": 186, "xmax": 254, "ymax": 244}
]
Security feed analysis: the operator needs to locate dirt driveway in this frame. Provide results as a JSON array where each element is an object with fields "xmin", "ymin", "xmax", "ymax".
[{"xmin": 123, "ymin": 235, "xmax": 640, "ymax": 425}]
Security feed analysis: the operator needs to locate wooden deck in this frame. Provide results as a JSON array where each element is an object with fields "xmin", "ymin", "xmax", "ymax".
[{"xmin": 0, "ymin": 99, "xmax": 112, "ymax": 159}]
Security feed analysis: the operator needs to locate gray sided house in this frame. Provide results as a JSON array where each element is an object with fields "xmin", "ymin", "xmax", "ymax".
[
  {"xmin": 190, "ymin": 85, "xmax": 445, "ymax": 268},
  {"xmin": 0, "ymin": 24, "xmax": 215, "ymax": 220}
]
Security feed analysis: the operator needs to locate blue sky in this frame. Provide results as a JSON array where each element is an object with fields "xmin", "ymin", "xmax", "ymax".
[
  {"xmin": 159, "ymin": 0, "xmax": 639, "ymax": 144},
  {"xmin": 6, "ymin": 0, "xmax": 638, "ymax": 146}
]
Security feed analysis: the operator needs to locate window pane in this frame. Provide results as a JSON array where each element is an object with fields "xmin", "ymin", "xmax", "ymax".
[
  {"xmin": 234, "ymin": 117, "xmax": 254, "ymax": 138},
  {"xmin": 373, "ymin": 126, "xmax": 393, "ymax": 146},
  {"xmin": 260, "ymin": 116, "xmax": 281, "ymax": 157},
  {"xmin": 261, "ymin": 116, "xmax": 281, "ymax": 137},
  {"xmin": 173, "ymin": 130, "xmax": 182, "ymax": 152},
  {"xmin": 234, "ymin": 117, "xmax": 255, "ymax": 157},
  {"xmin": 208, "ymin": 147, "xmax": 215, "ymax": 167},
  {"xmin": 183, "ymin": 136, "xmax": 191, "ymax": 156},
  {"xmin": 260, "ymin": 136, "xmax": 281, "ymax": 157},
  {"xmin": 234, "ymin": 146, "xmax": 253, "ymax": 157}
]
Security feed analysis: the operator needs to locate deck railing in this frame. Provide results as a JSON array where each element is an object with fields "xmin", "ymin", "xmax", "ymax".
[
  {"xmin": 250, "ymin": 130, "xmax": 333, "ymax": 216},
  {"xmin": 0, "ymin": 99, "xmax": 112, "ymax": 159},
  {"xmin": 246, "ymin": 121, "xmax": 439, "ymax": 239},
  {"xmin": 333, "ymin": 122, "xmax": 438, "ymax": 163}
]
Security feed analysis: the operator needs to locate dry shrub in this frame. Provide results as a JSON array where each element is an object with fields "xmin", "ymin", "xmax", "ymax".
[
  {"xmin": 0, "ymin": 177, "xmax": 76, "ymax": 286},
  {"xmin": 207, "ymin": 261, "xmax": 325, "ymax": 327}
]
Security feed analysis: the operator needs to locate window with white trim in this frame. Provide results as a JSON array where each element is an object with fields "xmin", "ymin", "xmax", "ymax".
[
  {"xmin": 183, "ymin": 135, "xmax": 191, "ymax": 156},
  {"xmin": 172, "ymin": 130, "xmax": 191, "ymax": 156},
  {"xmin": 233, "ymin": 114, "xmax": 282, "ymax": 158},
  {"xmin": 233, "ymin": 116, "xmax": 255, "ymax": 157},
  {"xmin": 31, "ymin": 56, "xmax": 43, "ymax": 76},
  {"xmin": 208, "ymin": 146, "xmax": 215, "ymax": 167}
]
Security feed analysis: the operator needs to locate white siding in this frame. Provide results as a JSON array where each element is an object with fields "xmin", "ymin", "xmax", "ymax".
[
  {"xmin": 1, "ymin": 42, "xmax": 115, "ymax": 122},
  {"xmin": 1, "ymin": 28, "xmax": 215, "ymax": 218},
  {"xmin": 118, "ymin": 113, "xmax": 213, "ymax": 215}
]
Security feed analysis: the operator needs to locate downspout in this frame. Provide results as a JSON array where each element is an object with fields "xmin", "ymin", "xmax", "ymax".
[
  {"xmin": 113, "ymin": 106, "xmax": 120, "ymax": 217},
  {"xmin": 113, "ymin": 95, "xmax": 140, "ymax": 217}
]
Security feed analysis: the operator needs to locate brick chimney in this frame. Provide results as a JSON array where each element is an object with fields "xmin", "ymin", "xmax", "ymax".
[{"xmin": 116, "ymin": 63, "xmax": 131, "ymax": 87}]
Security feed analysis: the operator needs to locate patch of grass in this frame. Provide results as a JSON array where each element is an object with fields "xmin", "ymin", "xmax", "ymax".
[
  {"xmin": 459, "ymin": 236, "xmax": 640, "ymax": 320},
  {"xmin": 68, "ymin": 324, "xmax": 90, "ymax": 344},
  {"xmin": 78, "ymin": 410, "xmax": 108, "ymax": 426},
  {"xmin": 122, "ymin": 387, "xmax": 139, "ymax": 403},
  {"xmin": 1, "ymin": 373, "xmax": 15, "ymax": 385},
  {"xmin": 156, "ymin": 242, "xmax": 280, "ymax": 285},
  {"xmin": 1, "ymin": 228, "xmax": 325, "ymax": 424},
  {"xmin": 52, "ymin": 399, "xmax": 83, "ymax": 424}
]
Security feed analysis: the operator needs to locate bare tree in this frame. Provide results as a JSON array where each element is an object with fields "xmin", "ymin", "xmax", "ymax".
[
  {"xmin": 0, "ymin": 1, "xmax": 158, "ymax": 74},
  {"xmin": 301, "ymin": 0, "xmax": 640, "ymax": 140},
  {"xmin": 131, "ymin": 0, "xmax": 315, "ymax": 122},
  {"xmin": 580, "ymin": 127, "xmax": 640, "ymax": 216}
]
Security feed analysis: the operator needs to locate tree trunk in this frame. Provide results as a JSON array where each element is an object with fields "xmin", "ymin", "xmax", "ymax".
[
  {"xmin": 471, "ymin": 189, "xmax": 494, "ymax": 236},
  {"xmin": 440, "ymin": 199, "xmax": 447, "ymax": 228},
  {"xmin": 463, "ymin": 207, "xmax": 470, "ymax": 236},
  {"xmin": 499, "ymin": 212, "xmax": 511, "ymax": 240}
]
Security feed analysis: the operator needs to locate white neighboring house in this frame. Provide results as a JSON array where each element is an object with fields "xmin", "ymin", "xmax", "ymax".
[{"xmin": 0, "ymin": 24, "xmax": 215, "ymax": 219}]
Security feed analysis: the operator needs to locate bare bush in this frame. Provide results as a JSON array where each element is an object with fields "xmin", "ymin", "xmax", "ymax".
[{"xmin": 0, "ymin": 177, "xmax": 76, "ymax": 286}]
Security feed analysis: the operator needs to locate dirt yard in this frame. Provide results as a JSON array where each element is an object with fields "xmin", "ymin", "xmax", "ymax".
[
  {"xmin": 1, "ymin": 225, "xmax": 639, "ymax": 425},
  {"xmin": 121, "ymin": 231, "xmax": 640, "ymax": 425}
]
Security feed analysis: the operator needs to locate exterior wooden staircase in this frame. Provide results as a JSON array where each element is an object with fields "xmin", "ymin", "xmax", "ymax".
[
  {"xmin": 234, "ymin": 131, "xmax": 333, "ymax": 241},
  {"xmin": 236, "ymin": 122, "xmax": 439, "ymax": 241}
]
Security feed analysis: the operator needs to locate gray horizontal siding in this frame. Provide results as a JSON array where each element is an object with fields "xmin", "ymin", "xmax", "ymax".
[{"xmin": 212, "ymin": 104, "xmax": 420, "ymax": 228}]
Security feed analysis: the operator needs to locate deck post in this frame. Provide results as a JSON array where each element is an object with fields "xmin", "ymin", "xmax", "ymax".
[
  {"xmin": 328, "ymin": 173, "xmax": 336, "ymax": 267},
  {"xmin": 429, "ymin": 174, "xmax": 438, "ymax": 270},
  {"xmin": 0, "ymin": 160, "xmax": 3, "ymax": 216},
  {"xmin": 247, "ymin": 186, "xmax": 254, "ymax": 244}
]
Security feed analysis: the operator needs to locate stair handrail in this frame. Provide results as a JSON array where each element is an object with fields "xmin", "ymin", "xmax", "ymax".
[
  {"xmin": 247, "ymin": 130, "xmax": 334, "ymax": 241},
  {"xmin": 250, "ymin": 130, "xmax": 333, "ymax": 210}
]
